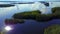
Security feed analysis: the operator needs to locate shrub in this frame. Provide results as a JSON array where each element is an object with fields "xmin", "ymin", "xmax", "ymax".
[
  {"xmin": 52, "ymin": 7, "xmax": 60, "ymax": 13},
  {"xmin": 52, "ymin": 7, "xmax": 60, "ymax": 18},
  {"xmin": 44, "ymin": 24, "xmax": 60, "ymax": 34}
]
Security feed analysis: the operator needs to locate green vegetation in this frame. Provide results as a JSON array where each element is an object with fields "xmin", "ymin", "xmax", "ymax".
[
  {"xmin": 13, "ymin": 10, "xmax": 41, "ymax": 19},
  {"xmin": 44, "ymin": 24, "xmax": 60, "ymax": 34},
  {"xmin": 5, "ymin": 7, "xmax": 60, "ymax": 24},
  {"xmin": 52, "ymin": 7, "xmax": 60, "ymax": 13},
  {"xmin": 13, "ymin": 10, "xmax": 52, "ymax": 22},
  {"xmin": 52, "ymin": 7, "xmax": 60, "ymax": 18},
  {"xmin": 36, "ymin": 14, "xmax": 52, "ymax": 22}
]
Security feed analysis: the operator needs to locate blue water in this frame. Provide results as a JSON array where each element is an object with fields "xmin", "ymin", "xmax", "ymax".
[
  {"xmin": 0, "ymin": 4, "xmax": 60, "ymax": 34},
  {"xmin": 5, "ymin": 19, "xmax": 60, "ymax": 34}
]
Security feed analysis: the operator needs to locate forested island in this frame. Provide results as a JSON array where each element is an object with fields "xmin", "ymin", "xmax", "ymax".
[{"xmin": 5, "ymin": 7, "xmax": 60, "ymax": 24}]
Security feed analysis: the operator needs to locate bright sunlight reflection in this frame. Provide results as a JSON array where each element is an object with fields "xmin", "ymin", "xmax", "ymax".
[{"xmin": 5, "ymin": 26, "xmax": 12, "ymax": 31}]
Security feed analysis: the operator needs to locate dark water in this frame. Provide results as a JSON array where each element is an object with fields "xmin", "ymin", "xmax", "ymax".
[{"xmin": 6, "ymin": 19, "xmax": 60, "ymax": 34}]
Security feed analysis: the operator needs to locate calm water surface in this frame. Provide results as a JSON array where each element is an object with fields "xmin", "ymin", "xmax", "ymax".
[{"xmin": 0, "ymin": 4, "xmax": 60, "ymax": 34}]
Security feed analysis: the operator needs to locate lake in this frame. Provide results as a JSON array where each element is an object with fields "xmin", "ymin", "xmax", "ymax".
[
  {"xmin": 6, "ymin": 19, "xmax": 60, "ymax": 34},
  {"xmin": 0, "ymin": 4, "xmax": 60, "ymax": 34}
]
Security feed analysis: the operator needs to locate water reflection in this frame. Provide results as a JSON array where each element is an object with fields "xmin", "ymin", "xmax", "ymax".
[
  {"xmin": 7, "ymin": 19, "xmax": 60, "ymax": 34},
  {"xmin": 0, "ymin": 2, "xmax": 60, "ymax": 34}
]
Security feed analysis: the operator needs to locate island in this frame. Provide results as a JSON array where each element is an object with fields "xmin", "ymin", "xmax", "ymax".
[
  {"xmin": 12, "ymin": 10, "xmax": 52, "ymax": 22},
  {"xmin": 0, "ymin": 4, "xmax": 15, "ymax": 7},
  {"xmin": 5, "ymin": 7, "xmax": 60, "ymax": 24},
  {"xmin": 5, "ymin": 19, "xmax": 25, "ymax": 25}
]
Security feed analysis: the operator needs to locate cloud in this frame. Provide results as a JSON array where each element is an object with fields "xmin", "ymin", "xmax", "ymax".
[{"xmin": 17, "ymin": 2, "xmax": 47, "ymax": 14}]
